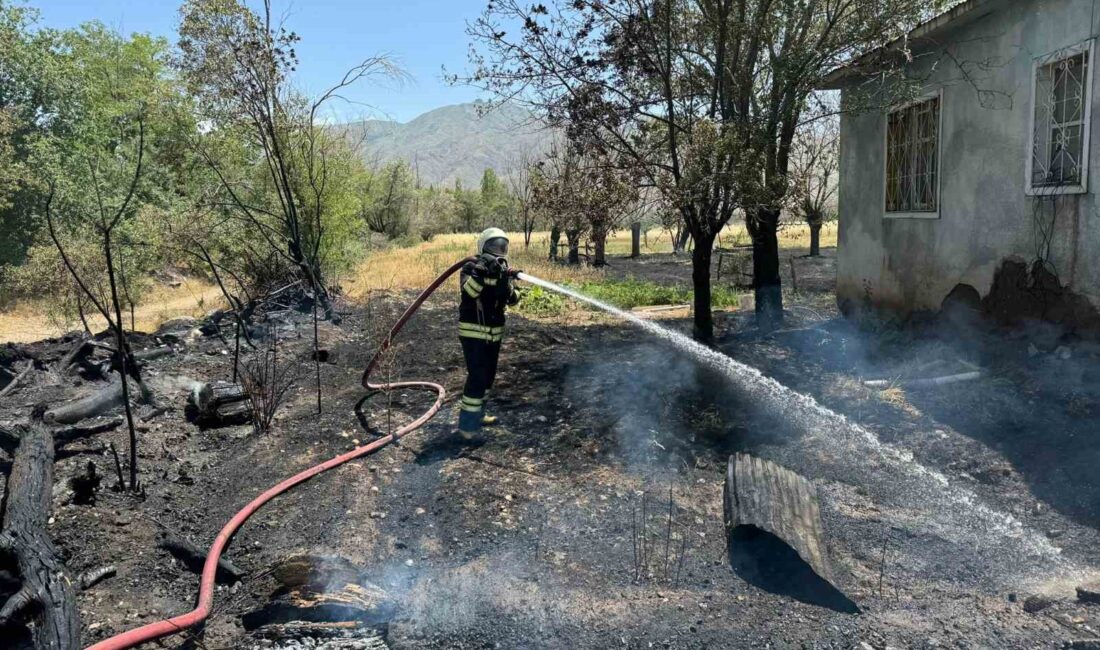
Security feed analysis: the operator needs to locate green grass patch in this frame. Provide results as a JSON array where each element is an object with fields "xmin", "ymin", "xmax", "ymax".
[
  {"xmin": 516, "ymin": 278, "xmax": 738, "ymax": 316},
  {"xmin": 515, "ymin": 285, "xmax": 566, "ymax": 317}
]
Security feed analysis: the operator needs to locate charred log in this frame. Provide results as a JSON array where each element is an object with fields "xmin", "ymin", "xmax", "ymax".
[
  {"xmin": 243, "ymin": 556, "xmax": 393, "ymax": 632},
  {"xmin": 94, "ymin": 346, "xmax": 175, "ymax": 378},
  {"xmin": 0, "ymin": 361, "xmax": 33, "ymax": 400},
  {"xmin": 43, "ymin": 382, "xmax": 125, "ymax": 425},
  {"xmin": 156, "ymin": 530, "xmax": 243, "ymax": 583},
  {"xmin": 0, "ymin": 423, "xmax": 80, "ymax": 649},
  {"xmin": 55, "ymin": 416, "xmax": 123, "ymax": 448},
  {"xmin": 1, "ymin": 417, "xmax": 122, "ymax": 456},
  {"xmin": 55, "ymin": 336, "xmax": 92, "ymax": 374},
  {"xmin": 78, "ymin": 565, "xmax": 116, "ymax": 591}
]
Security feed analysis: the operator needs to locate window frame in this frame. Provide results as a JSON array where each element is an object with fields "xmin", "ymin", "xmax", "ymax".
[
  {"xmin": 1025, "ymin": 39, "xmax": 1095, "ymax": 196},
  {"xmin": 882, "ymin": 89, "xmax": 944, "ymax": 220}
]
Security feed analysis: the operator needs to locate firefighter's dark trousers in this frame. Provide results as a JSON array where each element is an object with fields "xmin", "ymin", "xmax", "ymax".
[{"xmin": 458, "ymin": 335, "xmax": 502, "ymax": 432}]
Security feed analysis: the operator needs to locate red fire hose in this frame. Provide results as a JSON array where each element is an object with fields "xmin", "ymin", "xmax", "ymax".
[{"xmin": 86, "ymin": 257, "xmax": 474, "ymax": 650}]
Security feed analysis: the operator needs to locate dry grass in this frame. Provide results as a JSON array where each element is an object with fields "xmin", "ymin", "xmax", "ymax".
[
  {"xmin": 345, "ymin": 221, "xmax": 836, "ymax": 298},
  {"xmin": 0, "ymin": 279, "xmax": 224, "ymax": 343},
  {"xmin": 344, "ymin": 232, "xmax": 608, "ymax": 298},
  {"xmin": 0, "ymin": 222, "xmax": 837, "ymax": 342}
]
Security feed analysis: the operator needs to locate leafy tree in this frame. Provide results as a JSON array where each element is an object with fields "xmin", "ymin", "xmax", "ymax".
[
  {"xmin": 0, "ymin": 3, "xmax": 67, "ymax": 268},
  {"xmin": 480, "ymin": 168, "xmax": 503, "ymax": 203},
  {"xmin": 453, "ymin": 184, "xmax": 485, "ymax": 233},
  {"xmin": 580, "ymin": 152, "xmax": 638, "ymax": 266},
  {"xmin": 410, "ymin": 185, "xmax": 457, "ymax": 241},
  {"xmin": 359, "ymin": 160, "xmax": 415, "ymax": 238},
  {"xmin": 466, "ymin": 0, "xmax": 945, "ymax": 339},
  {"xmin": 528, "ymin": 143, "xmax": 586, "ymax": 264},
  {"xmin": 178, "ymin": 0, "xmax": 398, "ymax": 324}
]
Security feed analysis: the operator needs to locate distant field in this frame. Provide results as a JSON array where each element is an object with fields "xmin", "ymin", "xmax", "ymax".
[
  {"xmin": 345, "ymin": 221, "xmax": 837, "ymax": 295},
  {"xmin": 0, "ymin": 222, "xmax": 836, "ymax": 343},
  {"xmin": 0, "ymin": 280, "xmax": 223, "ymax": 344}
]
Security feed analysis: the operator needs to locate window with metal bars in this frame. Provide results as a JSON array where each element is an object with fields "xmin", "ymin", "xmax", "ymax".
[
  {"xmin": 885, "ymin": 96, "xmax": 940, "ymax": 213},
  {"xmin": 1029, "ymin": 43, "xmax": 1092, "ymax": 193}
]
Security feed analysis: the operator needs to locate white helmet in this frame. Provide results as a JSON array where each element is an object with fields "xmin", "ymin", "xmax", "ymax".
[{"xmin": 477, "ymin": 227, "xmax": 509, "ymax": 256}]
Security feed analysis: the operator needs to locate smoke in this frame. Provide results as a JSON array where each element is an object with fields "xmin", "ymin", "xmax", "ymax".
[
  {"xmin": 395, "ymin": 555, "xmax": 561, "ymax": 643},
  {"xmin": 146, "ymin": 374, "xmax": 203, "ymax": 397},
  {"xmin": 520, "ymin": 273, "xmax": 1075, "ymax": 591},
  {"xmin": 561, "ymin": 338, "xmax": 710, "ymax": 469}
]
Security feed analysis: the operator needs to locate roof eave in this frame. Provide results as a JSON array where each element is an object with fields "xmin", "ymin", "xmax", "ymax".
[{"xmin": 816, "ymin": 0, "xmax": 998, "ymax": 90}]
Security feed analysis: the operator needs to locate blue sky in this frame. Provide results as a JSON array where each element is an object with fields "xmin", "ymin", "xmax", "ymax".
[{"xmin": 34, "ymin": 0, "xmax": 489, "ymax": 123}]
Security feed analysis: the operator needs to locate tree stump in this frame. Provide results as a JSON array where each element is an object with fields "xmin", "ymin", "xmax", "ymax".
[
  {"xmin": 0, "ymin": 423, "xmax": 80, "ymax": 648},
  {"xmin": 186, "ymin": 382, "xmax": 252, "ymax": 428}
]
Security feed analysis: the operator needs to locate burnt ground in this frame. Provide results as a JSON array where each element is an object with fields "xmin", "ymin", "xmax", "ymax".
[{"xmin": 1, "ymin": 245, "xmax": 1100, "ymax": 649}]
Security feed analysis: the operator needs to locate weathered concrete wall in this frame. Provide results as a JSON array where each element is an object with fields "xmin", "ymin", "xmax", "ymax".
[{"xmin": 837, "ymin": 0, "xmax": 1100, "ymax": 322}]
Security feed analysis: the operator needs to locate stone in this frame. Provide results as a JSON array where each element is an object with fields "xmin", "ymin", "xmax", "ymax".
[{"xmin": 1023, "ymin": 594, "xmax": 1053, "ymax": 613}]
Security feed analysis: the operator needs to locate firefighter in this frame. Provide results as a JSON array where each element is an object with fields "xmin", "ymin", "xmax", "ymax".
[{"xmin": 457, "ymin": 228, "xmax": 521, "ymax": 437}]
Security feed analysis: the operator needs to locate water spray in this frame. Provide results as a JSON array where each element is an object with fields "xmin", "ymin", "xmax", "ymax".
[
  {"xmin": 518, "ymin": 273, "xmax": 1063, "ymax": 566},
  {"xmin": 88, "ymin": 263, "xmax": 1066, "ymax": 650}
]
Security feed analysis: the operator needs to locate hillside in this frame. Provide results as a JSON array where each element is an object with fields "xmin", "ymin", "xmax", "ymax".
[{"xmin": 340, "ymin": 102, "xmax": 551, "ymax": 188}]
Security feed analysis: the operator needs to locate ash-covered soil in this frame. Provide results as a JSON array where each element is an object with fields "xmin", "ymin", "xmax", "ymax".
[{"xmin": 1, "ymin": 250, "xmax": 1099, "ymax": 649}]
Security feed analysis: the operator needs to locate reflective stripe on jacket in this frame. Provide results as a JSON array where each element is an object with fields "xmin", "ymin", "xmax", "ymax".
[{"xmin": 458, "ymin": 256, "xmax": 518, "ymax": 335}]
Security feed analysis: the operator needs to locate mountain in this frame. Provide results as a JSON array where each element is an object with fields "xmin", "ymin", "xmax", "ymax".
[{"xmin": 341, "ymin": 102, "xmax": 552, "ymax": 189}]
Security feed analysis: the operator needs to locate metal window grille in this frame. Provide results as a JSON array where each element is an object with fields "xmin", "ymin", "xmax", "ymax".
[
  {"xmin": 886, "ymin": 96, "xmax": 939, "ymax": 212},
  {"xmin": 1031, "ymin": 50, "xmax": 1088, "ymax": 188}
]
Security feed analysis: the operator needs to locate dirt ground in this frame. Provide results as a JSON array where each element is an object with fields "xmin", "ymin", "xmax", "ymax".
[{"xmin": 2, "ymin": 244, "xmax": 1100, "ymax": 649}]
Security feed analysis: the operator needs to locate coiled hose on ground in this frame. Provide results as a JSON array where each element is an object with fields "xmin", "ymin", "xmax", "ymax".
[{"xmin": 86, "ymin": 257, "xmax": 475, "ymax": 650}]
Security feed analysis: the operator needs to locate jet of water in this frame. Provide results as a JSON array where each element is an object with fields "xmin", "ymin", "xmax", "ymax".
[{"xmin": 517, "ymin": 272, "xmax": 1067, "ymax": 585}]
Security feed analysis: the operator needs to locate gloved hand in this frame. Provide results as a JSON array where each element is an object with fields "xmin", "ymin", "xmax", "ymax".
[
  {"xmin": 507, "ymin": 267, "xmax": 523, "ymax": 279},
  {"xmin": 480, "ymin": 254, "xmax": 506, "ymax": 277}
]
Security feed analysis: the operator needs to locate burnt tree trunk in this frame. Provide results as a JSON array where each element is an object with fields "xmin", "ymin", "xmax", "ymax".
[
  {"xmin": 630, "ymin": 222, "xmax": 641, "ymax": 258},
  {"xmin": 750, "ymin": 207, "xmax": 783, "ymax": 330},
  {"xmin": 0, "ymin": 423, "xmax": 80, "ymax": 649},
  {"xmin": 809, "ymin": 221, "xmax": 821, "ymax": 257},
  {"xmin": 691, "ymin": 231, "xmax": 717, "ymax": 343}
]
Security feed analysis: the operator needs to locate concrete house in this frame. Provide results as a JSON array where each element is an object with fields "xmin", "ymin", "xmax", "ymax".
[{"xmin": 823, "ymin": 0, "xmax": 1100, "ymax": 329}]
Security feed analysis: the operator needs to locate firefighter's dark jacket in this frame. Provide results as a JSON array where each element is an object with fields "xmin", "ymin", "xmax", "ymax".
[{"xmin": 458, "ymin": 256, "xmax": 519, "ymax": 341}]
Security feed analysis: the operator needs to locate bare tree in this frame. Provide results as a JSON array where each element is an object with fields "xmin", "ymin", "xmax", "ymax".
[
  {"xmin": 178, "ymin": 0, "xmax": 401, "ymax": 324},
  {"xmin": 789, "ymin": 108, "xmax": 839, "ymax": 257},
  {"xmin": 509, "ymin": 150, "xmax": 538, "ymax": 249},
  {"xmin": 44, "ymin": 121, "xmax": 148, "ymax": 492}
]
